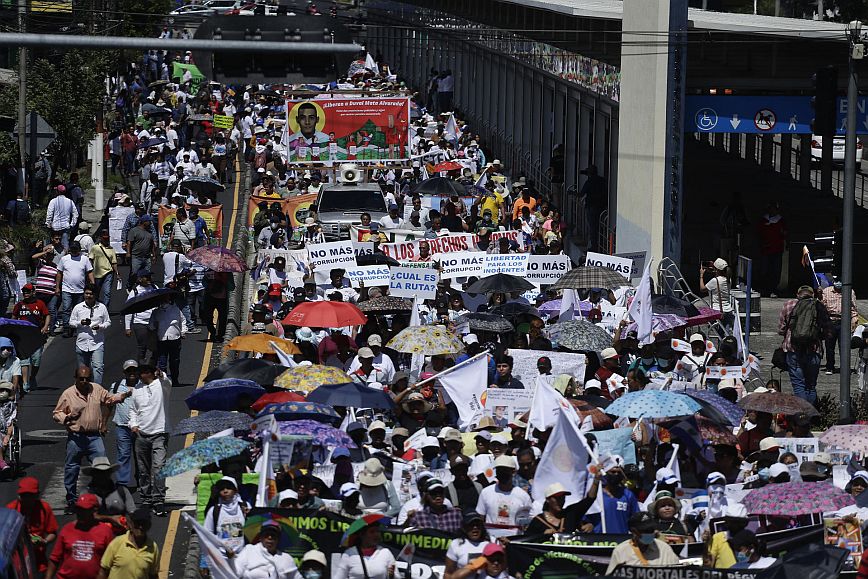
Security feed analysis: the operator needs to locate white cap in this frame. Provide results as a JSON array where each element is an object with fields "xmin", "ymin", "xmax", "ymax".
[
  {"xmin": 759, "ymin": 437, "xmax": 781, "ymax": 452},
  {"xmin": 713, "ymin": 258, "xmax": 728, "ymax": 270},
  {"xmin": 545, "ymin": 483, "xmax": 571, "ymax": 499},
  {"xmin": 600, "ymin": 347, "xmax": 619, "ymax": 360},
  {"xmin": 769, "ymin": 463, "xmax": 789, "ymax": 479},
  {"xmin": 422, "ymin": 436, "xmax": 440, "ymax": 449},
  {"xmin": 689, "ymin": 333, "xmax": 705, "ymax": 343},
  {"xmin": 492, "ymin": 159, "xmax": 502, "ymax": 165},
  {"xmin": 462, "ymin": 333, "xmax": 479, "ymax": 345},
  {"xmin": 493, "ymin": 455, "xmax": 516, "ymax": 469},
  {"xmin": 656, "ymin": 467, "xmax": 680, "ymax": 485},
  {"xmin": 339, "ymin": 482, "xmax": 360, "ymax": 497},
  {"xmin": 583, "ymin": 378, "xmax": 602, "ymax": 391},
  {"xmin": 302, "ymin": 550, "xmax": 328, "ymax": 567},
  {"xmin": 814, "ymin": 452, "xmax": 832, "ymax": 465},
  {"xmin": 278, "ymin": 489, "xmax": 298, "ymax": 503},
  {"xmin": 490, "ymin": 432, "xmax": 510, "ymax": 445}
]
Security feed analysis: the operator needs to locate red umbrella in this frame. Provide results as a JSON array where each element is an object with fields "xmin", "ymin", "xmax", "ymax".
[
  {"xmin": 250, "ymin": 391, "xmax": 305, "ymax": 412},
  {"xmin": 188, "ymin": 246, "xmax": 248, "ymax": 273},
  {"xmin": 431, "ymin": 160, "xmax": 463, "ymax": 172},
  {"xmin": 283, "ymin": 301, "xmax": 367, "ymax": 328}
]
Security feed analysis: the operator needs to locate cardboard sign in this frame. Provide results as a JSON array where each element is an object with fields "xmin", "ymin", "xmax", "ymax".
[
  {"xmin": 345, "ymin": 265, "xmax": 391, "ymax": 288},
  {"xmin": 507, "ymin": 349, "xmax": 587, "ymax": 385},
  {"xmin": 389, "ymin": 267, "xmax": 438, "ymax": 299},
  {"xmin": 525, "ymin": 255, "xmax": 572, "ymax": 285},
  {"xmin": 585, "ymin": 251, "xmax": 633, "ymax": 279},
  {"xmin": 213, "ymin": 114, "xmax": 234, "ymax": 129},
  {"xmin": 482, "ymin": 253, "xmax": 529, "ymax": 276},
  {"xmin": 438, "ymin": 251, "xmax": 486, "ymax": 280},
  {"xmin": 380, "ymin": 234, "xmax": 476, "ymax": 261},
  {"xmin": 307, "ymin": 241, "xmax": 357, "ymax": 272}
]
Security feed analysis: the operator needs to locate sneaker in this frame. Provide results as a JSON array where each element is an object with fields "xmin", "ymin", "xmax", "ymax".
[
  {"xmin": 187, "ymin": 327, "xmax": 202, "ymax": 334},
  {"xmin": 22, "ymin": 383, "xmax": 29, "ymax": 394},
  {"xmin": 825, "ymin": 369, "xmax": 834, "ymax": 375},
  {"xmin": 153, "ymin": 504, "xmax": 167, "ymax": 517}
]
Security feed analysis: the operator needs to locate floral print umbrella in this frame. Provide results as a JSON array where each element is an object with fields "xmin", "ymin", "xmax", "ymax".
[
  {"xmin": 277, "ymin": 419, "xmax": 356, "ymax": 447},
  {"xmin": 739, "ymin": 391, "xmax": 819, "ymax": 417},
  {"xmin": 743, "ymin": 482, "xmax": 855, "ymax": 515},
  {"xmin": 820, "ymin": 425, "xmax": 868, "ymax": 454},
  {"xmin": 544, "ymin": 319, "xmax": 612, "ymax": 352},
  {"xmin": 160, "ymin": 437, "xmax": 251, "ymax": 478},
  {"xmin": 387, "ymin": 325, "xmax": 464, "ymax": 355},
  {"xmin": 274, "ymin": 365, "xmax": 353, "ymax": 393},
  {"xmin": 681, "ymin": 389, "xmax": 745, "ymax": 427}
]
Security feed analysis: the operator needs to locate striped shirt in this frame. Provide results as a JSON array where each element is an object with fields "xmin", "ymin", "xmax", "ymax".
[{"xmin": 34, "ymin": 263, "xmax": 58, "ymax": 295}]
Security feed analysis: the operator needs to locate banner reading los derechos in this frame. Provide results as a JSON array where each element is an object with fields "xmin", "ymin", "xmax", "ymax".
[
  {"xmin": 247, "ymin": 194, "xmax": 318, "ymax": 228},
  {"xmin": 283, "ymin": 98, "xmax": 411, "ymax": 164},
  {"xmin": 157, "ymin": 204, "xmax": 223, "ymax": 240}
]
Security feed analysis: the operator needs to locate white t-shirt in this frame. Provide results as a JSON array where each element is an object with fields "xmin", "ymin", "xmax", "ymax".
[
  {"xmin": 347, "ymin": 352, "xmax": 396, "ymax": 384},
  {"xmin": 475, "ymin": 484, "xmax": 532, "ymax": 526},
  {"xmin": 0, "ymin": 357, "xmax": 22, "ymax": 382},
  {"xmin": 334, "ymin": 546, "xmax": 395, "ymax": 579},
  {"xmin": 162, "ymin": 251, "xmax": 192, "ymax": 284},
  {"xmin": 58, "ymin": 254, "xmax": 93, "ymax": 294},
  {"xmin": 446, "ymin": 538, "xmax": 493, "ymax": 567},
  {"xmin": 705, "ymin": 276, "xmax": 732, "ymax": 312},
  {"xmin": 379, "ymin": 215, "xmax": 405, "ymax": 230}
]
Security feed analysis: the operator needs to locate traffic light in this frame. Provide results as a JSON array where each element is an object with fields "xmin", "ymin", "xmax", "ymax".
[
  {"xmin": 812, "ymin": 230, "xmax": 841, "ymax": 276},
  {"xmin": 811, "ymin": 66, "xmax": 838, "ymax": 135},
  {"xmin": 192, "ymin": 15, "xmax": 355, "ymax": 85}
]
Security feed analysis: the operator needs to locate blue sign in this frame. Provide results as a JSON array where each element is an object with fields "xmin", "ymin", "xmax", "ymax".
[
  {"xmin": 836, "ymin": 96, "xmax": 868, "ymax": 134},
  {"xmin": 686, "ymin": 96, "xmax": 813, "ymax": 134}
]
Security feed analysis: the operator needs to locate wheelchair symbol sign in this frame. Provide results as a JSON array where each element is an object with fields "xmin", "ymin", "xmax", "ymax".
[{"xmin": 695, "ymin": 108, "xmax": 718, "ymax": 131}]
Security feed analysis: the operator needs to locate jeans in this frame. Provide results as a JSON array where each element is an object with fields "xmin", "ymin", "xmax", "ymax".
[
  {"xmin": 187, "ymin": 290, "xmax": 204, "ymax": 324},
  {"xmin": 157, "ymin": 338, "xmax": 182, "ymax": 384},
  {"xmin": 115, "ymin": 425, "xmax": 134, "ymax": 486},
  {"xmin": 132, "ymin": 324, "xmax": 157, "ymax": 365},
  {"xmin": 176, "ymin": 295, "xmax": 193, "ymax": 331},
  {"xmin": 37, "ymin": 292, "xmax": 58, "ymax": 327},
  {"xmin": 135, "ymin": 432, "xmax": 168, "ymax": 505},
  {"xmin": 60, "ymin": 291, "xmax": 83, "ymax": 329},
  {"xmin": 787, "ymin": 350, "xmax": 822, "ymax": 405},
  {"xmin": 76, "ymin": 346, "xmax": 105, "ymax": 385},
  {"xmin": 129, "ymin": 256, "xmax": 152, "ymax": 288},
  {"xmin": 95, "ymin": 273, "xmax": 113, "ymax": 307},
  {"xmin": 65, "ymin": 433, "xmax": 106, "ymax": 503},
  {"xmin": 825, "ymin": 318, "xmax": 843, "ymax": 371}
]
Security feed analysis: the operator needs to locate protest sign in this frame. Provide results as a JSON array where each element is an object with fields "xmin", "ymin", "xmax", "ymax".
[
  {"xmin": 247, "ymin": 193, "xmax": 317, "ymax": 228},
  {"xmin": 616, "ymin": 251, "xmax": 647, "ymax": 280},
  {"xmin": 344, "ymin": 265, "xmax": 391, "ymax": 287},
  {"xmin": 703, "ymin": 365, "xmax": 748, "ymax": 380},
  {"xmin": 508, "ymin": 349, "xmax": 587, "ymax": 385},
  {"xmin": 108, "ymin": 205, "xmax": 134, "ymax": 254},
  {"xmin": 284, "ymin": 98, "xmax": 411, "ymax": 163},
  {"xmin": 351, "ymin": 241, "xmax": 375, "ymax": 257},
  {"xmin": 438, "ymin": 251, "xmax": 486, "ymax": 280},
  {"xmin": 585, "ymin": 251, "xmax": 633, "ymax": 279},
  {"xmin": 483, "ymin": 253, "xmax": 530, "ymax": 275},
  {"xmin": 482, "ymin": 388, "xmax": 533, "ymax": 427},
  {"xmin": 525, "ymin": 255, "xmax": 572, "ymax": 285},
  {"xmin": 389, "ymin": 267, "xmax": 438, "ymax": 299},
  {"xmin": 381, "ymin": 233, "xmax": 476, "ymax": 260},
  {"xmin": 593, "ymin": 428, "xmax": 637, "ymax": 465},
  {"xmin": 157, "ymin": 203, "xmax": 223, "ymax": 242},
  {"xmin": 307, "ymin": 241, "xmax": 357, "ymax": 272},
  {"xmin": 212, "ymin": 114, "xmax": 234, "ymax": 129},
  {"xmin": 824, "ymin": 518, "xmax": 863, "ymax": 568}
]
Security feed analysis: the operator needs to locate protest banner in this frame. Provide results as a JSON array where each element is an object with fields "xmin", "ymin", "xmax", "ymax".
[
  {"xmin": 616, "ymin": 251, "xmax": 647, "ymax": 280},
  {"xmin": 508, "ymin": 349, "xmax": 587, "ymax": 385},
  {"xmin": 351, "ymin": 241, "xmax": 375, "ymax": 257},
  {"xmin": 307, "ymin": 241, "xmax": 357, "ymax": 272},
  {"xmin": 483, "ymin": 253, "xmax": 530, "ymax": 275},
  {"xmin": 247, "ymin": 193, "xmax": 318, "ymax": 228},
  {"xmin": 381, "ymin": 233, "xmax": 476, "ymax": 260},
  {"xmin": 157, "ymin": 203, "xmax": 223, "ymax": 242},
  {"xmin": 212, "ymin": 114, "xmax": 234, "ymax": 129},
  {"xmin": 525, "ymin": 255, "xmax": 572, "ymax": 285},
  {"xmin": 438, "ymin": 251, "xmax": 486, "ymax": 280},
  {"xmin": 108, "ymin": 205, "xmax": 134, "ymax": 254},
  {"xmin": 824, "ymin": 518, "xmax": 863, "ymax": 568},
  {"xmin": 482, "ymin": 388, "xmax": 533, "ymax": 427},
  {"xmin": 284, "ymin": 98, "xmax": 411, "ymax": 163},
  {"xmin": 703, "ymin": 365, "xmax": 748, "ymax": 380},
  {"xmin": 593, "ymin": 427, "xmax": 637, "ymax": 465},
  {"xmin": 389, "ymin": 267, "xmax": 438, "ymax": 299},
  {"xmin": 344, "ymin": 265, "xmax": 391, "ymax": 287},
  {"xmin": 585, "ymin": 251, "xmax": 633, "ymax": 279}
]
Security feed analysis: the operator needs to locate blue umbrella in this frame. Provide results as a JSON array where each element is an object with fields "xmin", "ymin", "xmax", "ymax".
[
  {"xmin": 277, "ymin": 420, "xmax": 357, "ymax": 447},
  {"xmin": 120, "ymin": 288, "xmax": 178, "ymax": 315},
  {"xmin": 137, "ymin": 136, "xmax": 168, "ymax": 149},
  {"xmin": 606, "ymin": 390, "xmax": 702, "ymax": 419},
  {"xmin": 306, "ymin": 382, "xmax": 396, "ymax": 410},
  {"xmin": 0, "ymin": 318, "xmax": 43, "ymax": 358},
  {"xmin": 185, "ymin": 378, "xmax": 265, "ymax": 412},
  {"xmin": 682, "ymin": 389, "xmax": 745, "ymax": 427},
  {"xmin": 256, "ymin": 401, "xmax": 341, "ymax": 425},
  {"xmin": 171, "ymin": 410, "xmax": 253, "ymax": 435},
  {"xmin": 161, "ymin": 437, "xmax": 251, "ymax": 477}
]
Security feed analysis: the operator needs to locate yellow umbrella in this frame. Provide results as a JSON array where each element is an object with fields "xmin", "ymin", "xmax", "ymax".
[
  {"xmin": 274, "ymin": 365, "xmax": 352, "ymax": 393},
  {"xmin": 387, "ymin": 325, "xmax": 464, "ymax": 355},
  {"xmin": 225, "ymin": 334, "xmax": 301, "ymax": 356}
]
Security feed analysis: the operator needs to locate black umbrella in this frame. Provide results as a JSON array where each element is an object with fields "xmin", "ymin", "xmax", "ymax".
[
  {"xmin": 137, "ymin": 137, "xmax": 168, "ymax": 150},
  {"xmin": 141, "ymin": 103, "xmax": 172, "ymax": 116},
  {"xmin": 356, "ymin": 252, "xmax": 400, "ymax": 267},
  {"xmin": 182, "ymin": 176, "xmax": 225, "ymax": 195},
  {"xmin": 651, "ymin": 294, "xmax": 700, "ymax": 317},
  {"xmin": 120, "ymin": 288, "xmax": 178, "ymax": 315},
  {"xmin": 0, "ymin": 319, "xmax": 44, "ymax": 359},
  {"xmin": 574, "ymin": 393, "xmax": 612, "ymax": 409},
  {"xmin": 171, "ymin": 410, "xmax": 253, "ymax": 436},
  {"xmin": 411, "ymin": 177, "xmax": 466, "ymax": 197},
  {"xmin": 490, "ymin": 303, "xmax": 541, "ymax": 318},
  {"xmin": 306, "ymin": 382, "xmax": 396, "ymax": 410},
  {"xmin": 455, "ymin": 313, "xmax": 514, "ymax": 333},
  {"xmin": 204, "ymin": 359, "xmax": 289, "ymax": 387},
  {"xmin": 148, "ymin": 79, "xmax": 169, "ymax": 89},
  {"xmin": 466, "ymin": 273, "xmax": 535, "ymax": 295}
]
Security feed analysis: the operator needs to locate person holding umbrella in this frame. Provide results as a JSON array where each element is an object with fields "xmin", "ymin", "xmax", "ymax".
[{"xmin": 334, "ymin": 515, "xmax": 395, "ymax": 579}]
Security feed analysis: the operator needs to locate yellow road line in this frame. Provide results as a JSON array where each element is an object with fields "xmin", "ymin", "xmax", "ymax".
[{"xmin": 159, "ymin": 168, "xmax": 242, "ymax": 578}]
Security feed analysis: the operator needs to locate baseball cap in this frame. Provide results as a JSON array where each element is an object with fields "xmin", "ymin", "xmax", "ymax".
[
  {"xmin": 655, "ymin": 467, "xmax": 680, "ymax": 486},
  {"xmin": 331, "ymin": 447, "xmax": 351, "ymax": 461},
  {"xmin": 814, "ymin": 452, "xmax": 832, "ymax": 466},
  {"xmin": 444, "ymin": 429, "xmax": 463, "ymax": 443},
  {"xmin": 713, "ymin": 258, "xmax": 728, "ymax": 270},
  {"xmin": 482, "ymin": 543, "xmax": 505, "ymax": 557},
  {"xmin": 759, "ymin": 437, "xmax": 781, "ymax": 452},
  {"xmin": 278, "ymin": 489, "xmax": 299, "ymax": 503},
  {"xmin": 629, "ymin": 512, "xmax": 657, "ymax": 533},
  {"xmin": 347, "ymin": 421, "xmax": 366, "ymax": 433},
  {"xmin": 392, "ymin": 427, "xmax": 410, "ymax": 438},
  {"xmin": 17, "ymin": 477, "xmax": 39, "ymax": 494},
  {"xmin": 129, "ymin": 508, "xmax": 152, "ymax": 525},
  {"xmin": 706, "ymin": 472, "xmax": 727, "ymax": 486},
  {"xmin": 422, "ymin": 436, "xmax": 440, "ymax": 449},
  {"xmin": 494, "ymin": 455, "xmax": 516, "ymax": 469},
  {"xmin": 340, "ymin": 482, "xmax": 360, "ymax": 497},
  {"xmin": 302, "ymin": 551, "xmax": 328, "ymax": 567},
  {"xmin": 490, "ymin": 432, "xmax": 509, "ymax": 446},
  {"xmin": 768, "ymin": 463, "xmax": 789, "ymax": 479},
  {"xmin": 75, "ymin": 493, "xmax": 100, "ymax": 510},
  {"xmin": 425, "ymin": 478, "xmax": 446, "ymax": 492},
  {"xmin": 367, "ymin": 334, "xmax": 382, "ymax": 347},
  {"xmin": 358, "ymin": 347, "xmax": 374, "ymax": 359},
  {"xmin": 123, "ymin": 359, "xmax": 139, "ymax": 371},
  {"xmin": 689, "ymin": 333, "xmax": 705, "ymax": 343},
  {"xmin": 21, "ymin": 283, "xmax": 33, "ymax": 292},
  {"xmin": 267, "ymin": 283, "xmax": 283, "ymax": 297},
  {"xmin": 368, "ymin": 420, "xmax": 386, "ymax": 433},
  {"xmin": 474, "ymin": 430, "xmax": 492, "ymax": 441},
  {"xmin": 600, "ymin": 347, "xmax": 619, "ymax": 360},
  {"xmin": 583, "ymin": 378, "xmax": 602, "ymax": 392}
]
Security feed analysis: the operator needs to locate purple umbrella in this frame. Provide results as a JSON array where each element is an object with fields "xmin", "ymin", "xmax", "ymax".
[
  {"xmin": 277, "ymin": 419, "xmax": 357, "ymax": 447},
  {"xmin": 538, "ymin": 300, "xmax": 592, "ymax": 315},
  {"xmin": 0, "ymin": 318, "xmax": 43, "ymax": 358},
  {"xmin": 621, "ymin": 314, "xmax": 687, "ymax": 338},
  {"xmin": 188, "ymin": 246, "xmax": 249, "ymax": 273},
  {"xmin": 681, "ymin": 388, "xmax": 745, "ymax": 427}
]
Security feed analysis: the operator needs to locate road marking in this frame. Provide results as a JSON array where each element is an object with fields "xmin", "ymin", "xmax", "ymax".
[{"xmin": 159, "ymin": 166, "xmax": 242, "ymax": 579}]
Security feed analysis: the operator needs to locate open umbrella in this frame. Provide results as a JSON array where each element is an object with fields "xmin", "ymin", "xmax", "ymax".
[
  {"xmin": 277, "ymin": 419, "xmax": 357, "ymax": 447},
  {"xmin": 694, "ymin": 415, "xmax": 739, "ymax": 446},
  {"xmin": 651, "ymin": 294, "xmax": 701, "ymax": 317},
  {"xmin": 341, "ymin": 514, "xmax": 390, "ymax": 547},
  {"xmin": 544, "ymin": 319, "xmax": 612, "ymax": 352},
  {"xmin": 742, "ymin": 481, "xmax": 854, "ymax": 515},
  {"xmin": 0, "ymin": 319, "xmax": 43, "ymax": 358},
  {"xmin": 188, "ymin": 246, "xmax": 248, "ymax": 273},
  {"xmin": 466, "ymin": 273, "xmax": 535, "ymax": 295},
  {"xmin": 606, "ymin": 390, "xmax": 702, "ymax": 419},
  {"xmin": 358, "ymin": 296, "xmax": 412, "ymax": 313},
  {"xmin": 739, "ymin": 392, "xmax": 819, "ymax": 417},
  {"xmin": 148, "ymin": 79, "xmax": 169, "ymax": 89},
  {"xmin": 243, "ymin": 513, "xmax": 300, "ymax": 550},
  {"xmin": 185, "ymin": 378, "xmax": 265, "ymax": 412},
  {"xmin": 120, "ymin": 288, "xmax": 178, "ymax": 315},
  {"xmin": 141, "ymin": 103, "xmax": 172, "ymax": 116},
  {"xmin": 188, "ymin": 113, "xmax": 213, "ymax": 122},
  {"xmin": 411, "ymin": 177, "xmax": 465, "ymax": 197},
  {"xmin": 171, "ymin": 410, "xmax": 253, "ymax": 435},
  {"xmin": 387, "ymin": 325, "xmax": 464, "ymax": 355},
  {"xmin": 204, "ymin": 359, "xmax": 288, "ymax": 387},
  {"xmin": 251, "ymin": 391, "xmax": 306, "ymax": 412},
  {"xmin": 489, "ymin": 303, "xmax": 542, "ymax": 324},
  {"xmin": 622, "ymin": 314, "xmax": 687, "ymax": 338},
  {"xmin": 160, "ymin": 437, "xmax": 251, "ymax": 477},
  {"xmin": 455, "ymin": 313, "xmax": 514, "ymax": 333},
  {"xmin": 256, "ymin": 401, "xmax": 341, "ymax": 424},
  {"xmin": 431, "ymin": 160, "xmax": 463, "ymax": 172},
  {"xmin": 182, "ymin": 176, "xmax": 225, "ymax": 195},
  {"xmin": 569, "ymin": 400, "xmax": 613, "ymax": 430},
  {"xmin": 306, "ymin": 382, "xmax": 396, "ymax": 410},
  {"xmin": 254, "ymin": 88, "xmax": 282, "ymax": 99},
  {"xmin": 686, "ymin": 307, "xmax": 723, "ymax": 327},
  {"xmin": 549, "ymin": 266, "xmax": 630, "ymax": 291},
  {"xmin": 137, "ymin": 136, "xmax": 168, "ymax": 150},
  {"xmin": 819, "ymin": 425, "xmax": 868, "ymax": 454},
  {"xmin": 681, "ymin": 389, "xmax": 744, "ymax": 427},
  {"xmin": 274, "ymin": 365, "xmax": 352, "ymax": 393},
  {"xmin": 356, "ymin": 253, "xmax": 401, "ymax": 267},
  {"xmin": 225, "ymin": 334, "xmax": 301, "ymax": 356},
  {"xmin": 283, "ymin": 301, "xmax": 367, "ymax": 328}
]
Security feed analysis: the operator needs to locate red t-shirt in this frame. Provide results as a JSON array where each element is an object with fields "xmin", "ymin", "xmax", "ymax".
[
  {"xmin": 50, "ymin": 521, "xmax": 114, "ymax": 579},
  {"xmin": 6, "ymin": 499, "xmax": 58, "ymax": 571},
  {"xmin": 12, "ymin": 299, "xmax": 49, "ymax": 328}
]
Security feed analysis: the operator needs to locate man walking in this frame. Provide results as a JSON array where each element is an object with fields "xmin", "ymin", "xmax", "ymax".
[
  {"xmin": 109, "ymin": 360, "xmax": 139, "ymax": 489},
  {"xmin": 129, "ymin": 364, "xmax": 169, "ymax": 516},
  {"xmin": 69, "ymin": 285, "xmax": 111, "ymax": 385},
  {"xmin": 98, "ymin": 508, "xmax": 160, "ymax": 578},
  {"xmin": 11, "ymin": 283, "xmax": 50, "ymax": 392},
  {"xmin": 820, "ymin": 279, "xmax": 858, "ymax": 375},
  {"xmin": 45, "ymin": 186, "xmax": 79, "ymax": 249},
  {"xmin": 125, "ymin": 216, "xmax": 157, "ymax": 288},
  {"xmin": 89, "ymin": 230, "xmax": 119, "ymax": 307},
  {"xmin": 46, "ymin": 494, "xmax": 114, "ymax": 579},
  {"xmin": 57, "ymin": 241, "xmax": 94, "ymax": 338},
  {"xmin": 149, "ymin": 294, "xmax": 185, "ymax": 386},
  {"xmin": 53, "ymin": 366, "xmax": 130, "ymax": 511},
  {"xmin": 778, "ymin": 285, "xmax": 832, "ymax": 405}
]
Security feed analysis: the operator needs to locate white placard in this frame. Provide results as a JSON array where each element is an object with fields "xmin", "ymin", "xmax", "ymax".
[
  {"xmin": 483, "ymin": 388, "xmax": 533, "ymax": 428},
  {"xmin": 345, "ymin": 265, "xmax": 391, "ymax": 288},
  {"xmin": 704, "ymin": 365, "xmax": 748, "ymax": 380},
  {"xmin": 307, "ymin": 240, "xmax": 357, "ymax": 272},
  {"xmin": 525, "ymin": 255, "xmax": 572, "ymax": 285},
  {"xmin": 507, "ymin": 349, "xmax": 587, "ymax": 385},
  {"xmin": 438, "ymin": 251, "xmax": 486, "ymax": 280},
  {"xmin": 351, "ymin": 241, "xmax": 375, "ymax": 258},
  {"xmin": 585, "ymin": 251, "xmax": 633, "ymax": 279},
  {"xmin": 388, "ymin": 267, "xmax": 438, "ymax": 299},
  {"xmin": 482, "ymin": 253, "xmax": 529, "ymax": 276}
]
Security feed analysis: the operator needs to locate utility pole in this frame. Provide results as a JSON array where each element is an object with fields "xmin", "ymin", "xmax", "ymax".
[
  {"xmin": 16, "ymin": 0, "xmax": 25, "ymax": 197},
  {"xmin": 840, "ymin": 20, "xmax": 863, "ymax": 423}
]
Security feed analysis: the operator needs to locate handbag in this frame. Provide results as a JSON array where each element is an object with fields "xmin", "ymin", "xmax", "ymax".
[{"xmin": 772, "ymin": 347, "xmax": 789, "ymax": 371}]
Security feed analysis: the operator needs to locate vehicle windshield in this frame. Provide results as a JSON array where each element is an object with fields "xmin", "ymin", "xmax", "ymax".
[{"xmin": 319, "ymin": 188, "xmax": 386, "ymax": 212}]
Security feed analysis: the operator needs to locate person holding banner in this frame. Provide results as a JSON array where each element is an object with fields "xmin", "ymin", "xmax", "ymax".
[
  {"xmin": 333, "ymin": 516, "xmax": 395, "ymax": 579},
  {"xmin": 605, "ymin": 512, "xmax": 680, "ymax": 574},
  {"xmin": 228, "ymin": 520, "xmax": 300, "ymax": 579}
]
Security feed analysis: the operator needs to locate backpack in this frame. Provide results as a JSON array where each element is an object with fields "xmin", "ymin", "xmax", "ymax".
[
  {"xmin": 789, "ymin": 297, "xmax": 820, "ymax": 351},
  {"xmin": 12, "ymin": 200, "xmax": 30, "ymax": 224}
]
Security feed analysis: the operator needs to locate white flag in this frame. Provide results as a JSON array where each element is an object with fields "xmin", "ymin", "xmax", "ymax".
[
  {"xmin": 527, "ymin": 382, "xmax": 574, "ymax": 433},
  {"xmin": 182, "ymin": 513, "xmax": 239, "ymax": 579},
  {"xmin": 444, "ymin": 114, "xmax": 462, "ymax": 143},
  {"xmin": 255, "ymin": 438, "xmax": 273, "ymax": 507},
  {"xmin": 558, "ymin": 289, "xmax": 578, "ymax": 322},
  {"xmin": 474, "ymin": 171, "xmax": 488, "ymax": 189},
  {"xmin": 732, "ymin": 301, "xmax": 746, "ymax": 362},
  {"xmin": 532, "ymin": 405, "xmax": 592, "ymax": 507},
  {"xmin": 641, "ymin": 443, "xmax": 680, "ymax": 511},
  {"xmin": 364, "ymin": 52, "xmax": 377, "ymax": 72},
  {"xmin": 628, "ymin": 258, "xmax": 654, "ymax": 346},
  {"xmin": 269, "ymin": 341, "xmax": 297, "ymax": 367},
  {"xmin": 437, "ymin": 354, "xmax": 488, "ymax": 430},
  {"xmin": 408, "ymin": 297, "xmax": 425, "ymax": 382}
]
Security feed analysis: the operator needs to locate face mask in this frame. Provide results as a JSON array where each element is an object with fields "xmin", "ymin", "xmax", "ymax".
[
  {"xmin": 834, "ymin": 282, "xmax": 843, "ymax": 291},
  {"xmin": 735, "ymin": 551, "xmax": 751, "ymax": 563},
  {"xmin": 639, "ymin": 533, "xmax": 656, "ymax": 545},
  {"xmin": 0, "ymin": 350, "xmax": 11, "ymax": 359},
  {"xmin": 606, "ymin": 473, "xmax": 624, "ymax": 487},
  {"xmin": 641, "ymin": 357, "xmax": 655, "ymax": 366},
  {"xmin": 303, "ymin": 571, "xmax": 322, "ymax": 579},
  {"xmin": 656, "ymin": 358, "xmax": 672, "ymax": 369}
]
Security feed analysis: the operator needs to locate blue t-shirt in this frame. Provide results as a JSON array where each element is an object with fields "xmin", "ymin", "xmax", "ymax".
[{"xmin": 591, "ymin": 488, "xmax": 640, "ymax": 534}]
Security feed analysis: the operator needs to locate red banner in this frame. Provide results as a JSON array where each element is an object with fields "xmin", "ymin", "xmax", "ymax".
[
  {"xmin": 282, "ymin": 98, "xmax": 410, "ymax": 164},
  {"xmin": 248, "ymin": 194, "xmax": 318, "ymax": 228}
]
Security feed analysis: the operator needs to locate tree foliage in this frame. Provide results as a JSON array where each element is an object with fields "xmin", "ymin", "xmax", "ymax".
[{"xmin": 118, "ymin": 0, "xmax": 175, "ymax": 38}]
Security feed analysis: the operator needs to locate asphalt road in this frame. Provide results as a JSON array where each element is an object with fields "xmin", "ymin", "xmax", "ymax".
[{"xmin": 1, "ymin": 163, "xmax": 243, "ymax": 578}]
